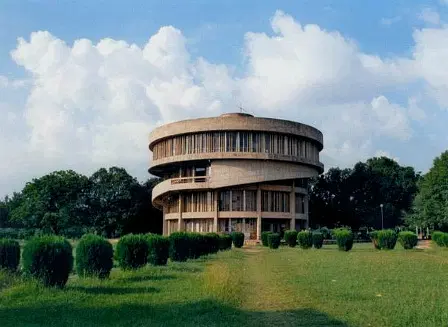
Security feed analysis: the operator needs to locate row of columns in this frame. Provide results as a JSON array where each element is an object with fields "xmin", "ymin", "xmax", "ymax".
[{"xmin": 162, "ymin": 185, "xmax": 309, "ymax": 239}]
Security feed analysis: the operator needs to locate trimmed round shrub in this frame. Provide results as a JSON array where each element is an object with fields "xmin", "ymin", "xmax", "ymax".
[
  {"xmin": 219, "ymin": 234, "xmax": 232, "ymax": 251},
  {"xmin": 76, "ymin": 234, "xmax": 113, "ymax": 278},
  {"xmin": 22, "ymin": 235, "xmax": 73, "ymax": 287},
  {"xmin": 443, "ymin": 233, "xmax": 448, "ymax": 247},
  {"xmin": 187, "ymin": 233, "xmax": 203, "ymax": 259},
  {"xmin": 369, "ymin": 231, "xmax": 380, "ymax": 249},
  {"xmin": 203, "ymin": 233, "xmax": 220, "ymax": 255},
  {"xmin": 377, "ymin": 229, "xmax": 398, "ymax": 250},
  {"xmin": 333, "ymin": 228, "xmax": 354, "ymax": 251},
  {"xmin": 231, "ymin": 232, "xmax": 244, "ymax": 248},
  {"xmin": 312, "ymin": 232, "xmax": 324, "ymax": 249},
  {"xmin": 261, "ymin": 232, "xmax": 272, "ymax": 247},
  {"xmin": 169, "ymin": 232, "xmax": 190, "ymax": 262},
  {"xmin": 268, "ymin": 233, "xmax": 281, "ymax": 249},
  {"xmin": 146, "ymin": 234, "xmax": 170, "ymax": 266},
  {"xmin": 116, "ymin": 234, "xmax": 149, "ymax": 270},
  {"xmin": 432, "ymin": 231, "xmax": 446, "ymax": 247},
  {"xmin": 297, "ymin": 231, "xmax": 313, "ymax": 249},
  {"xmin": 319, "ymin": 227, "xmax": 332, "ymax": 240},
  {"xmin": 0, "ymin": 238, "xmax": 20, "ymax": 272},
  {"xmin": 398, "ymin": 231, "xmax": 418, "ymax": 250},
  {"xmin": 284, "ymin": 230, "xmax": 298, "ymax": 247}
]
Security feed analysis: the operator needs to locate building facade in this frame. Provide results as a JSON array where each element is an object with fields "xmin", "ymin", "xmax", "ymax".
[{"xmin": 149, "ymin": 113, "xmax": 324, "ymax": 241}]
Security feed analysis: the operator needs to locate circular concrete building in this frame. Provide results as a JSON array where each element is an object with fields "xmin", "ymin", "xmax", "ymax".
[{"xmin": 149, "ymin": 113, "xmax": 324, "ymax": 241}]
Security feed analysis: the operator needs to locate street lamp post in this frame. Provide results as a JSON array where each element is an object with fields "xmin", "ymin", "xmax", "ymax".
[{"xmin": 380, "ymin": 204, "xmax": 384, "ymax": 229}]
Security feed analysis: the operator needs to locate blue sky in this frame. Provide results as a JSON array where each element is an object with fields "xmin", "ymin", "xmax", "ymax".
[
  {"xmin": 1, "ymin": 0, "xmax": 448, "ymax": 195},
  {"xmin": 0, "ymin": 0, "xmax": 444, "ymax": 71}
]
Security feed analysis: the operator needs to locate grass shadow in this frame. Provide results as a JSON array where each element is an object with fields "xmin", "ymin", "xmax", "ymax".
[
  {"xmin": 116, "ymin": 274, "xmax": 177, "ymax": 283},
  {"xmin": 69, "ymin": 286, "xmax": 159, "ymax": 295},
  {"xmin": 0, "ymin": 299, "xmax": 353, "ymax": 327},
  {"xmin": 168, "ymin": 265, "xmax": 203, "ymax": 273}
]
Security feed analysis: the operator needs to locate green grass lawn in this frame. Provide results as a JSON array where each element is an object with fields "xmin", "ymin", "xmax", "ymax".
[{"xmin": 1, "ymin": 243, "xmax": 447, "ymax": 327}]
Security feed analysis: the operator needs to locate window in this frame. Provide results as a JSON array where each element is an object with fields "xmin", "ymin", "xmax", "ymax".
[
  {"xmin": 295, "ymin": 194, "xmax": 304, "ymax": 213},
  {"xmin": 232, "ymin": 190, "xmax": 243, "ymax": 211},
  {"xmin": 245, "ymin": 191, "xmax": 257, "ymax": 211},
  {"xmin": 219, "ymin": 191, "xmax": 231, "ymax": 211},
  {"xmin": 262, "ymin": 191, "xmax": 290, "ymax": 212}
]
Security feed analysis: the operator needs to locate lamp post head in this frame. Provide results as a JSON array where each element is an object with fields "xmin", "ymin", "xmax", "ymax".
[{"xmin": 380, "ymin": 204, "xmax": 383, "ymax": 208}]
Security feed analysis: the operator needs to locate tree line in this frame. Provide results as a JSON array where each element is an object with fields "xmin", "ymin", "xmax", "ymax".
[
  {"xmin": 0, "ymin": 167, "xmax": 162, "ymax": 238},
  {"xmin": 1, "ymin": 151, "xmax": 447, "ymax": 237}
]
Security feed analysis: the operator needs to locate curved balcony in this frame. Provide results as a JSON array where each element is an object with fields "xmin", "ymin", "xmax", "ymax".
[{"xmin": 152, "ymin": 176, "xmax": 211, "ymax": 206}]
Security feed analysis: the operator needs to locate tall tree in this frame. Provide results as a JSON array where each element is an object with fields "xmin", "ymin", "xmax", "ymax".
[
  {"xmin": 10, "ymin": 170, "xmax": 90, "ymax": 234},
  {"xmin": 121, "ymin": 178, "xmax": 163, "ymax": 235},
  {"xmin": 310, "ymin": 157, "xmax": 419, "ymax": 229},
  {"xmin": 87, "ymin": 167, "xmax": 142, "ymax": 237},
  {"xmin": 406, "ymin": 151, "xmax": 448, "ymax": 231}
]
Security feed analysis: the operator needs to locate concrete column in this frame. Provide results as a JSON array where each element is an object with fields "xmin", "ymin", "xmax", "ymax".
[
  {"xmin": 304, "ymin": 194, "xmax": 309, "ymax": 229},
  {"xmin": 178, "ymin": 193, "xmax": 183, "ymax": 231},
  {"xmin": 213, "ymin": 190, "xmax": 218, "ymax": 232},
  {"xmin": 256, "ymin": 186, "xmax": 262, "ymax": 241},
  {"xmin": 290, "ymin": 180, "xmax": 296, "ymax": 231},
  {"xmin": 162, "ymin": 212, "xmax": 167, "ymax": 235}
]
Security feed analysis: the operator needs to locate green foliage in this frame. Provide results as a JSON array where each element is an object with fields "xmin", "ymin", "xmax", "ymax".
[
  {"xmin": 406, "ymin": 151, "xmax": 448, "ymax": 230},
  {"xmin": 376, "ymin": 229, "xmax": 398, "ymax": 250},
  {"xmin": 203, "ymin": 233, "xmax": 220, "ymax": 255},
  {"xmin": 297, "ymin": 231, "xmax": 313, "ymax": 249},
  {"xmin": 230, "ymin": 232, "xmax": 244, "ymax": 248},
  {"xmin": 146, "ymin": 234, "xmax": 169, "ymax": 266},
  {"xmin": 22, "ymin": 235, "xmax": 73, "ymax": 287},
  {"xmin": 218, "ymin": 234, "xmax": 232, "ymax": 251},
  {"xmin": 333, "ymin": 228, "xmax": 354, "ymax": 251},
  {"xmin": 116, "ymin": 234, "xmax": 149, "ymax": 270},
  {"xmin": 10, "ymin": 170, "xmax": 90, "ymax": 235},
  {"xmin": 169, "ymin": 232, "xmax": 190, "ymax": 262},
  {"xmin": 268, "ymin": 233, "xmax": 281, "ymax": 249},
  {"xmin": 312, "ymin": 232, "xmax": 324, "ymax": 249},
  {"xmin": 398, "ymin": 231, "xmax": 418, "ymax": 249},
  {"xmin": 186, "ymin": 233, "xmax": 203, "ymax": 259},
  {"xmin": 369, "ymin": 230, "xmax": 380, "ymax": 249},
  {"xmin": 261, "ymin": 231, "xmax": 272, "ymax": 247},
  {"xmin": 283, "ymin": 230, "xmax": 298, "ymax": 247},
  {"xmin": 318, "ymin": 227, "xmax": 332, "ymax": 240},
  {"xmin": 432, "ymin": 231, "xmax": 444, "ymax": 246},
  {"xmin": 310, "ymin": 157, "xmax": 419, "ymax": 230},
  {"xmin": 0, "ymin": 238, "xmax": 20, "ymax": 272},
  {"xmin": 88, "ymin": 167, "xmax": 143, "ymax": 238},
  {"xmin": 432, "ymin": 231, "xmax": 448, "ymax": 247},
  {"xmin": 75, "ymin": 234, "xmax": 113, "ymax": 278}
]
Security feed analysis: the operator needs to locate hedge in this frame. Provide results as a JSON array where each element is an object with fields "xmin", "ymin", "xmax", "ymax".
[
  {"xmin": 370, "ymin": 231, "xmax": 380, "ymax": 249},
  {"xmin": 219, "ymin": 234, "xmax": 233, "ymax": 251},
  {"xmin": 169, "ymin": 232, "xmax": 190, "ymax": 262},
  {"xmin": 312, "ymin": 232, "xmax": 324, "ymax": 249},
  {"xmin": 76, "ymin": 234, "xmax": 113, "ymax": 278},
  {"xmin": 0, "ymin": 238, "xmax": 20, "ymax": 272},
  {"xmin": 261, "ymin": 232, "xmax": 272, "ymax": 247},
  {"xmin": 146, "ymin": 234, "xmax": 170, "ymax": 266},
  {"xmin": 203, "ymin": 233, "xmax": 220, "ymax": 255},
  {"xmin": 231, "ymin": 232, "xmax": 244, "ymax": 248},
  {"xmin": 268, "ymin": 233, "xmax": 281, "ymax": 249},
  {"xmin": 22, "ymin": 235, "xmax": 73, "ymax": 287},
  {"xmin": 398, "ymin": 231, "xmax": 418, "ymax": 250},
  {"xmin": 432, "ymin": 231, "xmax": 447, "ymax": 247},
  {"xmin": 333, "ymin": 228, "xmax": 354, "ymax": 251},
  {"xmin": 116, "ymin": 234, "xmax": 149, "ymax": 270},
  {"xmin": 377, "ymin": 229, "xmax": 398, "ymax": 250},
  {"xmin": 297, "ymin": 231, "xmax": 313, "ymax": 249},
  {"xmin": 284, "ymin": 230, "xmax": 298, "ymax": 247}
]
